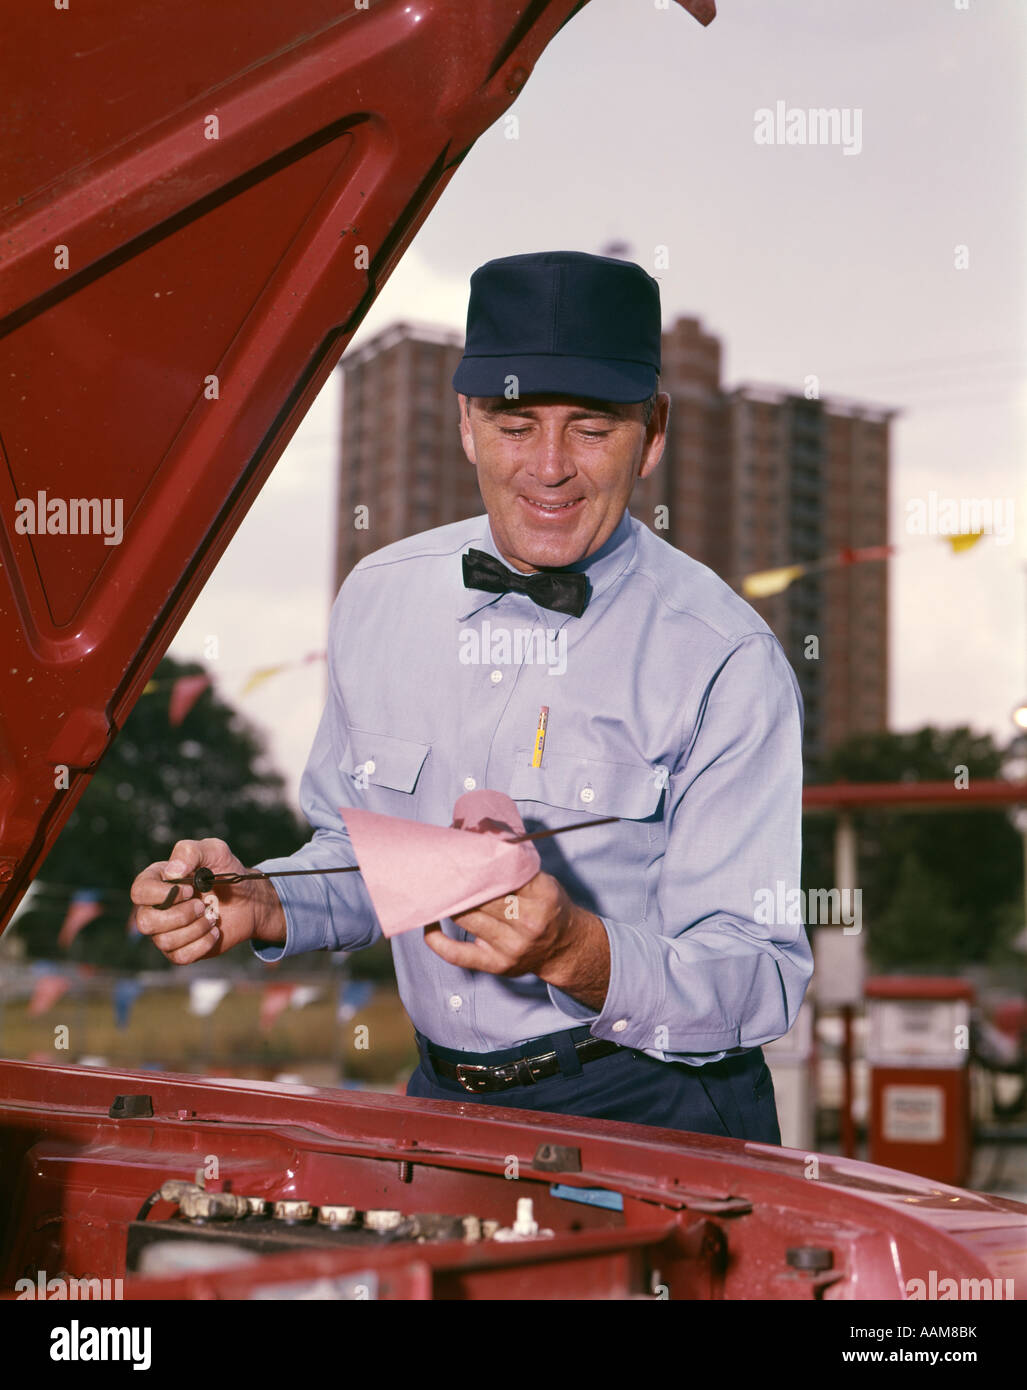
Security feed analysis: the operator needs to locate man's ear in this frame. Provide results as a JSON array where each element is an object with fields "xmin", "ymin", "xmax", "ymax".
[
  {"xmin": 458, "ymin": 393, "xmax": 478, "ymax": 466},
  {"xmin": 638, "ymin": 392, "xmax": 671, "ymax": 481}
]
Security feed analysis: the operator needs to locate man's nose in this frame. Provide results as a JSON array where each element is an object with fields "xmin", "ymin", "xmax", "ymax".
[{"xmin": 526, "ymin": 426, "xmax": 575, "ymax": 484}]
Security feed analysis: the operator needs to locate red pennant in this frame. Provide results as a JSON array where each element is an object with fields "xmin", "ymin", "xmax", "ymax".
[
  {"xmin": 259, "ymin": 983, "xmax": 296, "ymax": 1033},
  {"xmin": 168, "ymin": 674, "xmax": 211, "ymax": 727},
  {"xmin": 839, "ymin": 544, "xmax": 894, "ymax": 566},
  {"xmin": 28, "ymin": 974, "xmax": 71, "ymax": 1016},
  {"xmin": 57, "ymin": 894, "xmax": 103, "ymax": 949}
]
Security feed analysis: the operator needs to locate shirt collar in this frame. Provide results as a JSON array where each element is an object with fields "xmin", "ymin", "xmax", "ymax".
[{"xmin": 456, "ymin": 509, "xmax": 637, "ymax": 622}]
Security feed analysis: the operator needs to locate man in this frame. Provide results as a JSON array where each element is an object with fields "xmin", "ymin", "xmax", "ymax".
[{"xmin": 131, "ymin": 250, "xmax": 813, "ymax": 1141}]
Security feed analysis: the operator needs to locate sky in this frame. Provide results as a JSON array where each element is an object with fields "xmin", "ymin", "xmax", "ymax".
[{"xmin": 168, "ymin": 0, "xmax": 1026, "ymax": 813}]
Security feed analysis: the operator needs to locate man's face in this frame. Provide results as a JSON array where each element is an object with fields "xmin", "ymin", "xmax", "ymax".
[{"xmin": 458, "ymin": 392, "xmax": 670, "ymax": 573}]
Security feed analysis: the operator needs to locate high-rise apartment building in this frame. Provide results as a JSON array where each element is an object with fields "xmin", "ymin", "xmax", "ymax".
[
  {"xmin": 333, "ymin": 322, "xmax": 478, "ymax": 592},
  {"xmin": 629, "ymin": 316, "xmax": 893, "ymax": 777}
]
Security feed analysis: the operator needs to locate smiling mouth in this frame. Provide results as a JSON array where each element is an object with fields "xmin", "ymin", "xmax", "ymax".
[{"xmin": 521, "ymin": 497, "xmax": 584, "ymax": 515}]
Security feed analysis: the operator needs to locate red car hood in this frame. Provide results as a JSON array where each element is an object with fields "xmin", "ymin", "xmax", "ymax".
[{"xmin": 2, "ymin": 1057, "xmax": 1024, "ymax": 1300}]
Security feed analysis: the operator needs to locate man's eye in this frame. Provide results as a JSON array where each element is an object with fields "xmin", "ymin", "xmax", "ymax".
[
  {"xmin": 578, "ymin": 429, "xmax": 610, "ymax": 439},
  {"xmin": 499, "ymin": 426, "xmax": 530, "ymax": 437}
]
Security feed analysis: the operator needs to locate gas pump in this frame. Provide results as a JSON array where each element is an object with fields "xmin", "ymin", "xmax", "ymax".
[{"xmin": 865, "ymin": 977, "xmax": 974, "ymax": 1186}]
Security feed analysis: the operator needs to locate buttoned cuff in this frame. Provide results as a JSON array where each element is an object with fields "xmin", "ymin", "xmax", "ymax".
[
  {"xmin": 248, "ymin": 856, "xmax": 334, "ymax": 964},
  {"xmin": 546, "ymin": 915, "xmax": 666, "ymax": 1044},
  {"xmin": 548, "ymin": 916, "xmax": 747, "ymax": 1058},
  {"xmin": 586, "ymin": 915, "xmax": 667, "ymax": 1048}
]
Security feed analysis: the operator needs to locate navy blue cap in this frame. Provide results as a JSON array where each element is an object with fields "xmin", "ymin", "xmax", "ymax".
[{"xmin": 452, "ymin": 250, "xmax": 661, "ymax": 404}]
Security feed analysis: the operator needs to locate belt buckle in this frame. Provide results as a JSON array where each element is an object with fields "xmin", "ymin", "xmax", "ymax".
[{"xmin": 454, "ymin": 1063, "xmax": 493, "ymax": 1094}]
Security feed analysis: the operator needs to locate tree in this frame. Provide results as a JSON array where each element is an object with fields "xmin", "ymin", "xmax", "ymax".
[
  {"xmin": 11, "ymin": 656, "xmax": 308, "ymax": 968},
  {"xmin": 801, "ymin": 725, "xmax": 1022, "ymax": 970},
  {"xmin": 871, "ymin": 851, "xmax": 973, "ymax": 971}
]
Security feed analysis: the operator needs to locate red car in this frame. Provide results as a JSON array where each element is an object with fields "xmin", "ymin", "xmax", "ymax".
[{"xmin": 1, "ymin": 0, "xmax": 1024, "ymax": 1308}]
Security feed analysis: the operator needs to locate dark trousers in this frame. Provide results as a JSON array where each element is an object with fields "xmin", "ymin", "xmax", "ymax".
[{"xmin": 407, "ymin": 1026, "xmax": 781, "ymax": 1143}]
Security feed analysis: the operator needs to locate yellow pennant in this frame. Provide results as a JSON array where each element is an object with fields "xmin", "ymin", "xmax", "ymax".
[
  {"xmin": 742, "ymin": 564, "xmax": 806, "ymax": 598},
  {"xmin": 945, "ymin": 530, "xmax": 986, "ymax": 553},
  {"xmin": 241, "ymin": 664, "xmax": 287, "ymax": 696}
]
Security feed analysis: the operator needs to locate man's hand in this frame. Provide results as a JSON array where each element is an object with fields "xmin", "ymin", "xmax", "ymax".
[
  {"xmin": 130, "ymin": 838, "xmax": 286, "ymax": 966},
  {"xmin": 423, "ymin": 871, "xmax": 610, "ymax": 1011}
]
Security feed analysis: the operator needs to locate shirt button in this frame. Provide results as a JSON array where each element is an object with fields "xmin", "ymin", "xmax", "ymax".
[
  {"xmin": 363, "ymin": 760, "xmax": 376, "ymax": 775},
  {"xmin": 463, "ymin": 777, "xmax": 477, "ymax": 791},
  {"xmin": 490, "ymin": 670, "xmax": 503, "ymax": 684},
  {"xmin": 580, "ymin": 786, "xmax": 595, "ymax": 804},
  {"xmin": 612, "ymin": 1019, "xmax": 628, "ymax": 1033},
  {"xmin": 448, "ymin": 994, "xmax": 463, "ymax": 1011}
]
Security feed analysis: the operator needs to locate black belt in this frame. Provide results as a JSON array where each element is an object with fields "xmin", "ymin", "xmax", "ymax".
[{"xmin": 426, "ymin": 1035, "xmax": 621, "ymax": 1094}]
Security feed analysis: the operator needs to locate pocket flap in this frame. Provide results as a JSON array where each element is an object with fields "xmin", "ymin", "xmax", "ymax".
[
  {"xmin": 508, "ymin": 749, "xmax": 665, "ymax": 821},
  {"xmin": 344, "ymin": 729, "xmax": 430, "ymax": 793}
]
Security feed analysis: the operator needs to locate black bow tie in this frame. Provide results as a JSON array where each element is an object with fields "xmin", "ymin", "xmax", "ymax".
[{"xmin": 462, "ymin": 549, "xmax": 589, "ymax": 618}]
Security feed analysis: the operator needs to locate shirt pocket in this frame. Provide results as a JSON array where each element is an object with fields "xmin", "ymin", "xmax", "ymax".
[
  {"xmin": 507, "ymin": 749, "xmax": 666, "ymax": 923},
  {"xmin": 343, "ymin": 728, "xmax": 431, "ymax": 800},
  {"xmin": 508, "ymin": 749, "xmax": 665, "ymax": 821}
]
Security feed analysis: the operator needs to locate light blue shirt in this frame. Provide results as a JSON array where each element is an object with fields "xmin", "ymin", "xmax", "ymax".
[{"xmin": 253, "ymin": 509, "xmax": 813, "ymax": 1065}]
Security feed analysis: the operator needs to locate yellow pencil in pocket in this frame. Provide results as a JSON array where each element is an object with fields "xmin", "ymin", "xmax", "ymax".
[{"xmin": 531, "ymin": 706, "xmax": 549, "ymax": 767}]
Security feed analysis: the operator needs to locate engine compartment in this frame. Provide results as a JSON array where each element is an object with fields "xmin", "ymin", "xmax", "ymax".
[{"xmin": 2, "ymin": 1058, "xmax": 1024, "ymax": 1301}]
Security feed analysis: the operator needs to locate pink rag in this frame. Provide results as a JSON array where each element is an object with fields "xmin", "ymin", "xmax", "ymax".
[{"xmin": 339, "ymin": 789, "xmax": 540, "ymax": 937}]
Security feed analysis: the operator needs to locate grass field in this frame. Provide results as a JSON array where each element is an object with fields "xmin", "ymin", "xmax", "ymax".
[{"xmin": 0, "ymin": 981, "xmax": 419, "ymax": 1087}]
